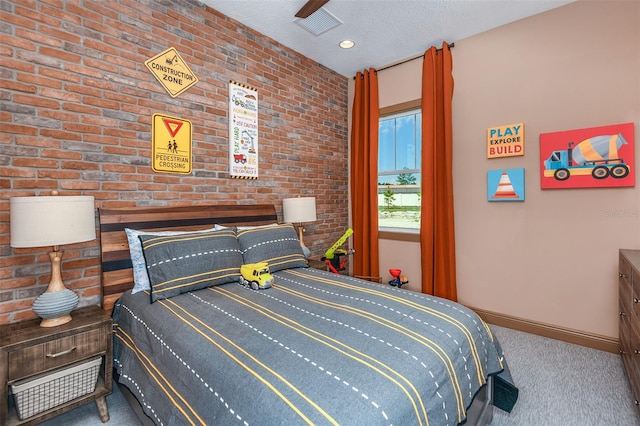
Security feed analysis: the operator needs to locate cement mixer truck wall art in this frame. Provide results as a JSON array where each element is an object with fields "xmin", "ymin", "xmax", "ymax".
[
  {"xmin": 540, "ymin": 122, "xmax": 635, "ymax": 189},
  {"xmin": 544, "ymin": 136, "xmax": 628, "ymax": 179}
]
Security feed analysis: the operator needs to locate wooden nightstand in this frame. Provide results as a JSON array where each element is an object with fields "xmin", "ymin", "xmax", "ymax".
[
  {"xmin": 307, "ymin": 257, "xmax": 381, "ymax": 283},
  {"xmin": 0, "ymin": 305, "xmax": 112, "ymax": 425},
  {"xmin": 307, "ymin": 256, "xmax": 330, "ymax": 271}
]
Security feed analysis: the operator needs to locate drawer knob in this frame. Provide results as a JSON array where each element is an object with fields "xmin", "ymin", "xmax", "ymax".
[
  {"xmin": 619, "ymin": 272, "xmax": 628, "ymax": 278},
  {"xmin": 620, "ymin": 311, "xmax": 627, "ymax": 317},
  {"xmin": 46, "ymin": 346, "xmax": 76, "ymax": 358},
  {"xmin": 634, "ymin": 298, "xmax": 639, "ymax": 304}
]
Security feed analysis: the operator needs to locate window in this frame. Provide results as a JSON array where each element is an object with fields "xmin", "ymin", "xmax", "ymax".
[{"xmin": 378, "ymin": 107, "xmax": 421, "ymax": 230}]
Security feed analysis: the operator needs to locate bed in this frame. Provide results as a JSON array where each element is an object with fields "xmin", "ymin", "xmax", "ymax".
[{"xmin": 99, "ymin": 204, "xmax": 518, "ymax": 425}]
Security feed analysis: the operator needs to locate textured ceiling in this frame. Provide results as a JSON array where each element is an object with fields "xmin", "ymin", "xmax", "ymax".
[{"xmin": 204, "ymin": 0, "xmax": 574, "ymax": 77}]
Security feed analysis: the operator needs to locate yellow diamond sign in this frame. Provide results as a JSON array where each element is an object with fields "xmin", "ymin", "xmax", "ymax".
[
  {"xmin": 145, "ymin": 47, "xmax": 198, "ymax": 98},
  {"xmin": 152, "ymin": 113, "xmax": 192, "ymax": 174}
]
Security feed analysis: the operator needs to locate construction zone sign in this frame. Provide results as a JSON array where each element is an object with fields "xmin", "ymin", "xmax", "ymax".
[
  {"xmin": 151, "ymin": 113, "xmax": 192, "ymax": 174},
  {"xmin": 145, "ymin": 47, "xmax": 198, "ymax": 98},
  {"xmin": 539, "ymin": 122, "xmax": 635, "ymax": 189}
]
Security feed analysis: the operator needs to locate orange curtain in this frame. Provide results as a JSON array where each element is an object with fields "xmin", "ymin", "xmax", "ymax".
[
  {"xmin": 420, "ymin": 42, "xmax": 457, "ymax": 301},
  {"xmin": 350, "ymin": 68, "xmax": 380, "ymax": 278}
]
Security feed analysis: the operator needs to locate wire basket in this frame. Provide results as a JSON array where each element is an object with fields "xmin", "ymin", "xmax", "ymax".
[{"xmin": 10, "ymin": 356, "xmax": 102, "ymax": 420}]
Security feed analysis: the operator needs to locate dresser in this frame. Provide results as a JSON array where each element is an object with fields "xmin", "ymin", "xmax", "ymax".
[{"xmin": 619, "ymin": 249, "xmax": 640, "ymax": 411}]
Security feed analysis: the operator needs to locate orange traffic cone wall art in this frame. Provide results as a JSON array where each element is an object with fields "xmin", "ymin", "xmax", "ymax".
[{"xmin": 487, "ymin": 168, "xmax": 525, "ymax": 202}]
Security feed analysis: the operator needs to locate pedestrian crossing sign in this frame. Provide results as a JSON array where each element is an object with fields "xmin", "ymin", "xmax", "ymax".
[{"xmin": 151, "ymin": 113, "xmax": 192, "ymax": 174}]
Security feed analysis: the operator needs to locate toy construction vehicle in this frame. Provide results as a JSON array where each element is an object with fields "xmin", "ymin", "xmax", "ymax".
[
  {"xmin": 321, "ymin": 228, "xmax": 355, "ymax": 274},
  {"xmin": 240, "ymin": 262, "xmax": 274, "ymax": 290}
]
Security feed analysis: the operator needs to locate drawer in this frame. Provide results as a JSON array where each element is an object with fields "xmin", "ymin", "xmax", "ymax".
[
  {"xmin": 628, "ymin": 316, "xmax": 640, "ymax": 403},
  {"xmin": 620, "ymin": 252, "xmax": 633, "ymax": 283},
  {"xmin": 7, "ymin": 327, "xmax": 108, "ymax": 382},
  {"xmin": 620, "ymin": 275, "xmax": 633, "ymax": 313},
  {"xmin": 620, "ymin": 313, "xmax": 640, "ymax": 402},
  {"xmin": 633, "ymin": 271, "xmax": 640, "ymax": 319},
  {"xmin": 620, "ymin": 302, "xmax": 633, "ymax": 352}
]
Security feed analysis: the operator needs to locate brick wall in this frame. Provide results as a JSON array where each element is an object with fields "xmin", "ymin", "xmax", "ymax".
[{"xmin": 0, "ymin": 0, "xmax": 349, "ymax": 324}]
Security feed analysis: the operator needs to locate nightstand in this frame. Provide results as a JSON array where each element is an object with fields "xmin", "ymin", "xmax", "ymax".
[
  {"xmin": 307, "ymin": 256, "xmax": 354, "ymax": 276},
  {"xmin": 0, "ymin": 305, "xmax": 112, "ymax": 425},
  {"xmin": 307, "ymin": 256, "xmax": 330, "ymax": 271}
]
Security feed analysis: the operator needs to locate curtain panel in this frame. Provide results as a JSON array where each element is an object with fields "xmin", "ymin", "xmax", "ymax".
[
  {"xmin": 420, "ymin": 42, "xmax": 457, "ymax": 301},
  {"xmin": 350, "ymin": 69, "xmax": 380, "ymax": 279}
]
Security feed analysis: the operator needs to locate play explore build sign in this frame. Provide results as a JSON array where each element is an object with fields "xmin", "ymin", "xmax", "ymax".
[{"xmin": 487, "ymin": 123, "xmax": 524, "ymax": 158}]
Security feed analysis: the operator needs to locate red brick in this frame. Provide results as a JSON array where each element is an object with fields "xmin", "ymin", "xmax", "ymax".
[
  {"xmin": 0, "ymin": 10, "xmax": 36, "ymax": 30},
  {"xmin": 60, "ymin": 180, "xmax": 100, "ymax": 191},
  {"xmin": 38, "ymin": 46, "xmax": 81, "ymax": 64},
  {"xmin": 11, "ymin": 309, "xmax": 39, "ymax": 322},
  {"xmin": 13, "ymin": 158, "xmax": 58, "ymax": 168},
  {"xmin": 13, "ymin": 179, "xmax": 59, "ymax": 189},
  {"xmin": 16, "ymin": 4, "xmax": 63, "ymax": 27},
  {"xmin": 15, "ymin": 27, "xmax": 64, "ymax": 47},
  {"xmin": 0, "ymin": 277, "xmax": 37, "ymax": 290},
  {"xmin": 38, "ymin": 170, "xmax": 81, "ymax": 180},
  {"xmin": 101, "ymin": 182, "xmax": 137, "ymax": 191},
  {"xmin": 40, "ymin": 67, "xmax": 82, "ymax": 83},
  {"xmin": 15, "ymin": 136, "xmax": 62, "ymax": 148}
]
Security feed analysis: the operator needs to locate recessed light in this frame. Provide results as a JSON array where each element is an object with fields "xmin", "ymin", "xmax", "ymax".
[{"xmin": 339, "ymin": 40, "xmax": 355, "ymax": 49}]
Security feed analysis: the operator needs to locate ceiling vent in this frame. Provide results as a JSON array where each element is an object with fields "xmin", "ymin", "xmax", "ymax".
[{"xmin": 294, "ymin": 7, "xmax": 342, "ymax": 36}]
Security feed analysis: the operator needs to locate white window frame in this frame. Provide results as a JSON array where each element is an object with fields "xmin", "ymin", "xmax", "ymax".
[{"xmin": 378, "ymin": 100, "xmax": 421, "ymax": 235}]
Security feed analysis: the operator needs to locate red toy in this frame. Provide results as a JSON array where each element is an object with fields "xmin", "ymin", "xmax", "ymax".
[{"xmin": 388, "ymin": 268, "xmax": 409, "ymax": 288}]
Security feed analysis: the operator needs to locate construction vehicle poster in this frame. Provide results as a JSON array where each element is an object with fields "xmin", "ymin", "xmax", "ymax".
[
  {"xmin": 229, "ymin": 80, "xmax": 258, "ymax": 179},
  {"xmin": 539, "ymin": 122, "xmax": 634, "ymax": 189}
]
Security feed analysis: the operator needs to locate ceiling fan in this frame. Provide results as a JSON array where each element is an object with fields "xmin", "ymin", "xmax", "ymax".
[{"xmin": 295, "ymin": 0, "xmax": 330, "ymax": 18}]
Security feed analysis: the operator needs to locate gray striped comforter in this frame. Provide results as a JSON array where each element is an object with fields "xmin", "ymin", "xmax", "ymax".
[{"xmin": 112, "ymin": 267, "xmax": 515, "ymax": 425}]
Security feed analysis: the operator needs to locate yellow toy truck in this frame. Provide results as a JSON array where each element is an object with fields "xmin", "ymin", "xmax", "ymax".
[{"xmin": 240, "ymin": 262, "xmax": 274, "ymax": 290}]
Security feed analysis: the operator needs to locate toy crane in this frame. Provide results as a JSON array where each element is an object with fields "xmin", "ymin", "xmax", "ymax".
[{"xmin": 321, "ymin": 228, "xmax": 355, "ymax": 274}]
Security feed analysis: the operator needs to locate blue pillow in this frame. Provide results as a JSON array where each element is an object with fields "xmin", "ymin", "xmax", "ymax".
[{"xmin": 125, "ymin": 226, "xmax": 221, "ymax": 294}]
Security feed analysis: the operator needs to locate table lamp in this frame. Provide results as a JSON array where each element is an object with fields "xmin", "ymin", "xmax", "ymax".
[
  {"xmin": 10, "ymin": 194, "xmax": 96, "ymax": 327},
  {"xmin": 282, "ymin": 196, "xmax": 317, "ymax": 258}
]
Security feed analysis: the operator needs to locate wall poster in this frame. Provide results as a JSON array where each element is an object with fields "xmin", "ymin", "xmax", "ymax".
[
  {"xmin": 487, "ymin": 122, "xmax": 524, "ymax": 159},
  {"xmin": 144, "ymin": 47, "xmax": 198, "ymax": 98},
  {"xmin": 539, "ymin": 122, "xmax": 635, "ymax": 189},
  {"xmin": 229, "ymin": 81, "xmax": 258, "ymax": 179},
  {"xmin": 487, "ymin": 168, "xmax": 525, "ymax": 201},
  {"xmin": 151, "ymin": 113, "xmax": 192, "ymax": 174}
]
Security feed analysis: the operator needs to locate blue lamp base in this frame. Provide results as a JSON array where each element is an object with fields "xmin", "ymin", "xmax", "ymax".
[
  {"xmin": 32, "ymin": 250, "xmax": 80, "ymax": 327},
  {"xmin": 32, "ymin": 288, "xmax": 79, "ymax": 327}
]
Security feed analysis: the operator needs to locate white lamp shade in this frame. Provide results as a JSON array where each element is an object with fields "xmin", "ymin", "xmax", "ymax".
[
  {"xmin": 282, "ymin": 197, "xmax": 317, "ymax": 223},
  {"xmin": 10, "ymin": 196, "xmax": 96, "ymax": 248}
]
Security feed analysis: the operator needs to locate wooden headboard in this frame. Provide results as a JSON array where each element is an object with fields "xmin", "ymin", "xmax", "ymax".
[{"xmin": 98, "ymin": 204, "xmax": 278, "ymax": 313}]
